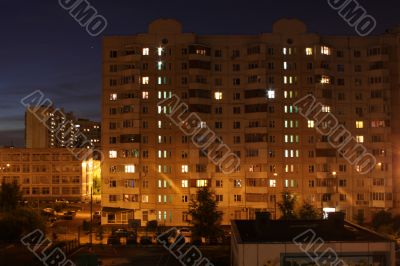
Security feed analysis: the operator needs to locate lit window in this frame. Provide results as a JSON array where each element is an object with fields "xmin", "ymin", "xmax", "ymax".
[
  {"xmin": 267, "ymin": 89, "xmax": 275, "ymax": 99},
  {"xmin": 283, "ymin": 47, "xmax": 292, "ymax": 55},
  {"xmin": 321, "ymin": 75, "xmax": 331, "ymax": 84},
  {"xmin": 306, "ymin": 47, "xmax": 313, "ymax": 55},
  {"xmin": 157, "ymin": 47, "xmax": 163, "ymax": 56},
  {"xmin": 284, "ymin": 90, "xmax": 295, "ymax": 99},
  {"xmin": 199, "ymin": 121, "xmax": 207, "ymax": 128},
  {"xmin": 356, "ymin": 121, "xmax": 364, "ymax": 129},
  {"xmin": 109, "ymin": 150, "xmax": 117, "ymax": 158},
  {"xmin": 110, "ymin": 93, "xmax": 117, "ymax": 101},
  {"xmin": 321, "ymin": 106, "xmax": 331, "ymax": 113},
  {"xmin": 196, "ymin": 49, "xmax": 206, "ymax": 55},
  {"xmin": 157, "ymin": 61, "xmax": 163, "ymax": 70},
  {"xmin": 284, "ymin": 76, "xmax": 295, "ymax": 84},
  {"xmin": 142, "ymin": 195, "xmax": 149, "ymax": 202},
  {"xmin": 181, "ymin": 165, "xmax": 189, "ymax": 173},
  {"xmin": 196, "ymin": 179, "xmax": 208, "ymax": 187},
  {"xmin": 142, "ymin": 91, "xmax": 149, "ymax": 99},
  {"xmin": 142, "ymin": 77, "xmax": 149, "ymax": 84},
  {"xmin": 214, "ymin": 92, "xmax": 223, "ymax": 100},
  {"xmin": 142, "ymin": 48, "xmax": 149, "ymax": 55},
  {"xmin": 125, "ymin": 165, "xmax": 135, "ymax": 173},
  {"xmin": 308, "ymin": 120, "xmax": 315, "ymax": 128},
  {"xmin": 182, "ymin": 180, "xmax": 188, "ymax": 188},
  {"xmin": 321, "ymin": 46, "xmax": 331, "ymax": 55},
  {"xmin": 234, "ymin": 180, "xmax": 242, "ymax": 188},
  {"xmin": 269, "ymin": 179, "xmax": 276, "ymax": 187},
  {"xmin": 284, "ymin": 179, "xmax": 289, "ymax": 188},
  {"xmin": 283, "ymin": 62, "xmax": 288, "ymax": 70},
  {"xmin": 356, "ymin": 135, "xmax": 364, "ymax": 143}
]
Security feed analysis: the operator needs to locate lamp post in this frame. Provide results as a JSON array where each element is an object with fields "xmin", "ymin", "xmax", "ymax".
[{"xmin": 90, "ymin": 186, "xmax": 93, "ymax": 247}]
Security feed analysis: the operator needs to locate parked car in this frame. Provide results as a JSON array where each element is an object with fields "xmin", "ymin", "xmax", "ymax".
[
  {"xmin": 42, "ymin": 208, "xmax": 56, "ymax": 214},
  {"xmin": 177, "ymin": 228, "xmax": 192, "ymax": 237},
  {"xmin": 114, "ymin": 228, "xmax": 128, "ymax": 237},
  {"xmin": 63, "ymin": 211, "xmax": 76, "ymax": 220},
  {"xmin": 55, "ymin": 199, "xmax": 69, "ymax": 204}
]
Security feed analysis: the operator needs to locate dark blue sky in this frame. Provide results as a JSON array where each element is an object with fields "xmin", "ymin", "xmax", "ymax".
[{"xmin": 1, "ymin": 0, "xmax": 399, "ymax": 146}]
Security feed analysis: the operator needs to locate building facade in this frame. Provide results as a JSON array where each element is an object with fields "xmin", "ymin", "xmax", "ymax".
[
  {"xmin": 101, "ymin": 18, "xmax": 399, "ymax": 226},
  {"xmin": 0, "ymin": 147, "xmax": 99, "ymax": 201}
]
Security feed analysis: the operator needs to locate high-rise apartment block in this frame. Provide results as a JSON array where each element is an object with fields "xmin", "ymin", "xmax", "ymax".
[
  {"xmin": 101, "ymin": 18, "xmax": 400, "ymax": 226},
  {"xmin": 25, "ymin": 105, "xmax": 101, "ymax": 149}
]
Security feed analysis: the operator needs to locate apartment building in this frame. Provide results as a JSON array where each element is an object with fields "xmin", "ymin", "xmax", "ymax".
[
  {"xmin": 0, "ymin": 147, "xmax": 99, "ymax": 201},
  {"xmin": 25, "ymin": 106, "xmax": 101, "ymax": 149},
  {"xmin": 101, "ymin": 18, "xmax": 399, "ymax": 226}
]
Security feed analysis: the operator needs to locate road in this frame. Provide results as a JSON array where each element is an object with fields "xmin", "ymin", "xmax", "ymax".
[{"xmin": 50, "ymin": 202, "xmax": 101, "ymax": 243}]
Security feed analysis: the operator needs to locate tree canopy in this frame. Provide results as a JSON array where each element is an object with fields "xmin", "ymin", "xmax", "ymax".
[
  {"xmin": 277, "ymin": 191, "xmax": 297, "ymax": 220},
  {"xmin": 188, "ymin": 187, "xmax": 223, "ymax": 240},
  {"xmin": 298, "ymin": 202, "xmax": 322, "ymax": 220},
  {"xmin": 0, "ymin": 180, "xmax": 22, "ymax": 211}
]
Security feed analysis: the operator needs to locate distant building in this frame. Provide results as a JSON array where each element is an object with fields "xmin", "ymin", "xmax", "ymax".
[
  {"xmin": 0, "ymin": 147, "xmax": 100, "ymax": 202},
  {"xmin": 231, "ymin": 213, "xmax": 395, "ymax": 266},
  {"xmin": 25, "ymin": 105, "xmax": 100, "ymax": 149}
]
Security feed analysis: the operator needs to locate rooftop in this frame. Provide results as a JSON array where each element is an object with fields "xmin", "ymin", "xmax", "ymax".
[{"xmin": 232, "ymin": 213, "xmax": 393, "ymax": 244}]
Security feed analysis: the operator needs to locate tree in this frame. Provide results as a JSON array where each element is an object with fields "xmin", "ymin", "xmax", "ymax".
[
  {"xmin": 277, "ymin": 191, "xmax": 297, "ymax": 220},
  {"xmin": 371, "ymin": 210, "xmax": 392, "ymax": 230},
  {"xmin": 188, "ymin": 187, "xmax": 223, "ymax": 240},
  {"xmin": 0, "ymin": 207, "xmax": 45, "ymax": 242},
  {"xmin": 0, "ymin": 180, "xmax": 22, "ymax": 211},
  {"xmin": 298, "ymin": 202, "xmax": 322, "ymax": 220}
]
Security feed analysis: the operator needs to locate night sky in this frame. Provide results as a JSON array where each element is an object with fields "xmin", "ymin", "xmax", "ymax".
[{"xmin": 1, "ymin": 0, "xmax": 400, "ymax": 147}]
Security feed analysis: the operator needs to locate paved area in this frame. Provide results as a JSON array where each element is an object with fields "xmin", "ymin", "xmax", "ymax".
[{"xmin": 71, "ymin": 245, "xmax": 230, "ymax": 266}]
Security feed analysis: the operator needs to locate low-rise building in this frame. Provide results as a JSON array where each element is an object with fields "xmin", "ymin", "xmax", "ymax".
[
  {"xmin": 231, "ymin": 213, "xmax": 395, "ymax": 266},
  {"xmin": 0, "ymin": 147, "xmax": 100, "ymax": 202}
]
